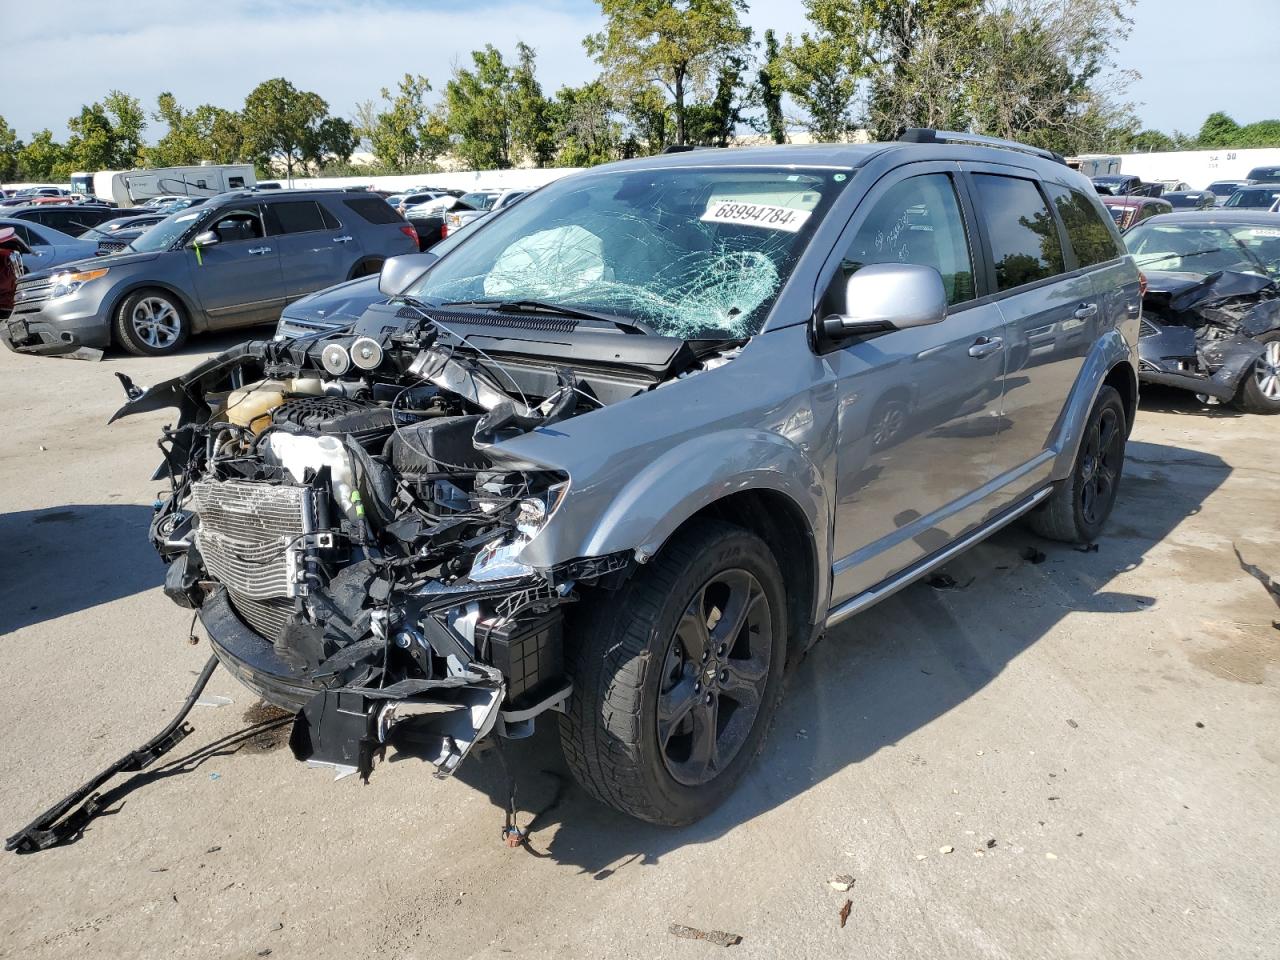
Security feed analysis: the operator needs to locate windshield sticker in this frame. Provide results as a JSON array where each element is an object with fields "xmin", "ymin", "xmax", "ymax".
[
  {"xmin": 175, "ymin": 212, "xmax": 201, "ymax": 222},
  {"xmin": 701, "ymin": 200, "xmax": 811, "ymax": 233},
  {"xmin": 1249, "ymin": 228, "xmax": 1280, "ymax": 237}
]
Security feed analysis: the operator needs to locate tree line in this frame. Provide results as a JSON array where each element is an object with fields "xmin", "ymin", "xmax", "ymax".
[{"xmin": 1, "ymin": 0, "xmax": 1278, "ymax": 184}]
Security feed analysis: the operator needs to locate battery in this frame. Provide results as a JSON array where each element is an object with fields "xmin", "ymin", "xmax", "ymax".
[{"xmin": 479, "ymin": 609, "xmax": 564, "ymax": 707}]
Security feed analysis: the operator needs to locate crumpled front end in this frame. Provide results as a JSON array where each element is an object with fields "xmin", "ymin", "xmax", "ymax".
[
  {"xmin": 1137, "ymin": 269, "xmax": 1280, "ymax": 400},
  {"xmin": 116, "ymin": 323, "xmax": 639, "ymax": 782}
]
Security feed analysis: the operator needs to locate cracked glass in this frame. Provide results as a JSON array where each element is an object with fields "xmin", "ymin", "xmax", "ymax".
[{"xmin": 406, "ymin": 165, "xmax": 852, "ymax": 340}]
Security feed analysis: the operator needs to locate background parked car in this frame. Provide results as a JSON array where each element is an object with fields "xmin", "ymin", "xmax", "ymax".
[
  {"xmin": 3, "ymin": 188, "xmax": 419, "ymax": 356},
  {"xmin": 1154, "ymin": 179, "xmax": 1192, "ymax": 194},
  {"xmin": 1245, "ymin": 165, "xmax": 1280, "ymax": 183},
  {"xmin": 4, "ymin": 203, "xmax": 140, "ymax": 236},
  {"xmin": 1206, "ymin": 180, "xmax": 1247, "ymax": 206},
  {"xmin": 1101, "ymin": 195, "xmax": 1173, "ymax": 230},
  {"xmin": 440, "ymin": 189, "xmax": 509, "ymax": 237},
  {"xmin": 1223, "ymin": 184, "xmax": 1280, "ymax": 210},
  {"xmin": 1092, "ymin": 174, "xmax": 1149, "ymax": 196},
  {"xmin": 1163, "ymin": 189, "xmax": 1217, "ymax": 210},
  {"xmin": 78, "ymin": 213, "xmax": 167, "ymax": 241},
  {"xmin": 0, "ymin": 218, "xmax": 100, "ymax": 272}
]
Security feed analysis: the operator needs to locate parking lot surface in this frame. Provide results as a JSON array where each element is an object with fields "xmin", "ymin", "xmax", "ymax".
[{"xmin": 1, "ymin": 337, "xmax": 1277, "ymax": 959}]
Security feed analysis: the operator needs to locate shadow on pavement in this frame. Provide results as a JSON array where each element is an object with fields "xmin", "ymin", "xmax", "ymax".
[
  {"xmin": 0, "ymin": 504, "xmax": 164, "ymax": 634},
  {"xmin": 1136, "ymin": 383, "xmax": 1245, "ymax": 418},
  {"xmin": 449, "ymin": 438, "xmax": 1229, "ymax": 874}
]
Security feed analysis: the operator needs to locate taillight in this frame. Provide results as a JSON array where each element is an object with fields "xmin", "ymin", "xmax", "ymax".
[
  {"xmin": 1138, "ymin": 271, "xmax": 1147, "ymax": 297},
  {"xmin": 441, "ymin": 223, "xmax": 450, "ymax": 238},
  {"xmin": 400, "ymin": 224, "xmax": 417, "ymax": 246}
]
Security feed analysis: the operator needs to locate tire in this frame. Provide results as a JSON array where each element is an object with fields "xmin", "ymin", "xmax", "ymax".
[
  {"xmin": 558, "ymin": 519, "xmax": 787, "ymax": 825},
  {"xmin": 349, "ymin": 258, "xmax": 384, "ymax": 279},
  {"xmin": 1029, "ymin": 385, "xmax": 1126, "ymax": 543},
  {"xmin": 1231, "ymin": 330, "xmax": 1280, "ymax": 415},
  {"xmin": 113, "ymin": 289, "xmax": 189, "ymax": 356}
]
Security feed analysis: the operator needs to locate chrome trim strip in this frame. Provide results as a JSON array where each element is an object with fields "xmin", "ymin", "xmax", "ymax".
[{"xmin": 825, "ymin": 485, "xmax": 1053, "ymax": 628}]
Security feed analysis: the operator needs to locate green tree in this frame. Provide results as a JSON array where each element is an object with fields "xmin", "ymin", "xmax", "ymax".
[
  {"xmin": 1196, "ymin": 112, "xmax": 1240, "ymax": 148},
  {"xmin": 778, "ymin": 0, "xmax": 870, "ymax": 141},
  {"xmin": 0, "ymin": 116, "xmax": 23, "ymax": 182},
  {"xmin": 586, "ymin": 0, "xmax": 751, "ymax": 146},
  {"xmin": 17, "ymin": 130, "xmax": 68, "ymax": 181},
  {"xmin": 446, "ymin": 45, "xmax": 517, "ymax": 169},
  {"xmin": 1238, "ymin": 120, "xmax": 1280, "ymax": 148},
  {"xmin": 63, "ymin": 90, "xmax": 146, "ymax": 173},
  {"xmin": 551, "ymin": 82, "xmax": 620, "ymax": 166},
  {"xmin": 757, "ymin": 29, "xmax": 786, "ymax": 144},
  {"xmin": 368, "ymin": 73, "xmax": 448, "ymax": 171},
  {"xmin": 242, "ymin": 78, "xmax": 353, "ymax": 179},
  {"xmin": 511, "ymin": 43, "xmax": 556, "ymax": 167},
  {"xmin": 685, "ymin": 54, "xmax": 748, "ymax": 146}
]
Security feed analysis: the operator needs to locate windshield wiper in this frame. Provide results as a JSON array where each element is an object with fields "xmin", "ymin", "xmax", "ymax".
[{"xmin": 441, "ymin": 299, "xmax": 656, "ymax": 335}]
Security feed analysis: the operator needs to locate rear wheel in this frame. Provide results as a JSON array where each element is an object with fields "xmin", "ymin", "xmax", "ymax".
[
  {"xmin": 113, "ymin": 289, "xmax": 188, "ymax": 356},
  {"xmin": 1029, "ymin": 385, "xmax": 1126, "ymax": 543},
  {"xmin": 1232, "ymin": 331, "xmax": 1280, "ymax": 415},
  {"xmin": 559, "ymin": 519, "xmax": 786, "ymax": 824}
]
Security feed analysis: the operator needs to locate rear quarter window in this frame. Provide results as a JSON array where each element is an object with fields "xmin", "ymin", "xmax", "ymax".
[
  {"xmin": 344, "ymin": 197, "xmax": 404, "ymax": 225},
  {"xmin": 1047, "ymin": 185, "xmax": 1125, "ymax": 267},
  {"xmin": 973, "ymin": 174, "xmax": 1066, "ymax": 291}
]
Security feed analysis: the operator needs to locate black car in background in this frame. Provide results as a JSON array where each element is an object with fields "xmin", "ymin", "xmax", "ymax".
[
  {"xmin": 1163, "ymin": 190, "xmax": 1217, "ymax": 210},
  {"xmin": 1245, "ymin": 165, "xmax": 1280, "ymax": 183},
  {"xmin": 1224, "ymin": 184, "xmax": 1280, "ymax": 210},
  {"xmin": 4, "ymin": 204, "xmax": 139, "ymax": 236},
  {"xmin": 1206, "ymin": 180, "xmax": 1247, "ymax": 206}
]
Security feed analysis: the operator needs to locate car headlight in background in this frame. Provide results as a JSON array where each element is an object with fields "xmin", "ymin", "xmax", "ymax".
[{"xmin": 50, "ymin": 267, "xmax": 109, "ymax": 299}]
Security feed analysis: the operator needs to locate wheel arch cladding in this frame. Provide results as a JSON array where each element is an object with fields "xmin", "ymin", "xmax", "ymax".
[
  {"xmin": 1050, "ymin": 329, "xmax": 1136, "ymax": 480},
  {"xmin": 1103, "ymin": 361, "xmax": 1138, "ymax": 437}
]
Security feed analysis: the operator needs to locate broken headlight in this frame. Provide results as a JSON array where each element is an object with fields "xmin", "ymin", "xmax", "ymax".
[
  {"xmin": 468, "ymin": 482, "xmax": 567, "ymax": 582},
  {"xmin": 49, "ymin": 267, "xmax": 109, "ymax": 299}
]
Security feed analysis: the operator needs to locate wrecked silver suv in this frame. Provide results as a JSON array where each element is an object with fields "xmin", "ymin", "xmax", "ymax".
[{"xmin": 10, "ymin": 133, "xmax": 1143, "ymax": 850}]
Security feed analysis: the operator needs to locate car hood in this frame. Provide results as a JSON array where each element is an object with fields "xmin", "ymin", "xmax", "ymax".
[
  {"xmin": 1143, "ymin": 268, "xmax": 1277, "ymax": 304},
  {"xmin": 23, "ymin": 249, "xmax": 162, "ymax": 281},
  {"xmin": 281, "ymin": 274, "xmax": 383, "ymax": 325}
]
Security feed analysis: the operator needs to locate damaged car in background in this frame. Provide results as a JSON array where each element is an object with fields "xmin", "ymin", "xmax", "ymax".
[
  {"xmin": 8, "ymin": 133, "xmax": 1143, "ymax": 851},
  {"xmin": 1125, "ymin": 212, "xmax": 1280, "ymax": 413}
]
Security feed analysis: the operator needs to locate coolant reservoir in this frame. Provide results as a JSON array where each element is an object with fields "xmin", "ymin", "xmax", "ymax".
[
  {"xmin": 263, "ymin": 432, "xmax": 360, "ymax": 522},
  {"xmin": 224, "ymin": 378, "xmax": 325, "ymax": 433}
]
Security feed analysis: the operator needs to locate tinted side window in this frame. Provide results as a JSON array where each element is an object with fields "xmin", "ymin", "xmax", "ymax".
[
  {"xmin": 973, "ymin": 174, "xmax": 1065, "ymax": 291},
  {"xmin": 12, "ymin": 223, "xmax": 46, "ymax": 246},
  {"xmin": 344, "ymin": 197, "xmax": 403, "ymax": 225},
  {"xmin": 267, "ymin": 200, "xmax": 328, "ymax": 235},
  {"xmin": 825, "ymin": 173, "xmax": 976, "ymax": 311},
  {"xmin": 318, "ymin": 202, "xmax": 341, "ymax": 230},
  {"xmin": 208, "ymin": 207, "xmax": 266, "ymax": 243},
  {"xmin": 1047, "ymin": 185, "xmax": 1123, "ymax": 268},
  {"xmin": 228, "ymin": 176, "xmax": 245, "ymax": 189}
]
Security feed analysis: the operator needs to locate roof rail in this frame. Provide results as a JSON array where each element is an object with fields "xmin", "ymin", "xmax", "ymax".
[{"xmin": 898, "ymin": 128, "xmax": 1066, "ymax": 165}]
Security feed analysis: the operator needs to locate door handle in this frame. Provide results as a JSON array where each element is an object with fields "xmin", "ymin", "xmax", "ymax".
[
  {"xmin": 1074, "ymin": 302, "xmax": 1098, "ymax": 319},
  {"xmin": 968, "ymin": 336, "xmax": 1003, "ymax": 358},
  {"xmin": 247, "ymin": 246, "xmax": 272, "ymax": 255},
  {"xmin": 332, "ymin": 235, "xmax": 353, "ymax": 243}
]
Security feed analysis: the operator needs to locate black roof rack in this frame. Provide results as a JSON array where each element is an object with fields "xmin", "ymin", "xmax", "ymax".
[{"xmin": 898, "ymin": 128, "xmax": 1066, "ymax": 166}]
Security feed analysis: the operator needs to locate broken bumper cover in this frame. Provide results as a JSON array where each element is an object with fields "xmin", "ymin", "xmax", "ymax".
[
  {"xmin": 199, "ymin": 587, "xmax": 567, "ymax": 782},
  {"xmin": 1137, "ymin": 329, "xmax": 1265, "ymax": 401}
]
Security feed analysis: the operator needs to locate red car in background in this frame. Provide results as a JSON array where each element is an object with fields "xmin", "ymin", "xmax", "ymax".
[{"xmin": 1102, "ymin": 195, "xmax": 1173, "ymax": 231}]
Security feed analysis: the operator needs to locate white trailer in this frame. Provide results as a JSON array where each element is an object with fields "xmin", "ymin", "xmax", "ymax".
[{"xmin": 107, "ymin": 164, "xmax": 256, "ymax": 207}]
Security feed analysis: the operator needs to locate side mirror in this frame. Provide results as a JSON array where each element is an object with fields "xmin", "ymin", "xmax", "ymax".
[
  {"xmin": 820, "ymin": 262, "xmax": 948, "ymax": 340},
  {"xmin": 378, "ymin": 252, "xmax": 439, "ymax": 297},
  {"xmin": 189, "ymin": 230, "xmax": 219, "ymax": 249}
]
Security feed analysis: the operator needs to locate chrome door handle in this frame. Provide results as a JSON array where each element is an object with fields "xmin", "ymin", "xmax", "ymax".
[
  {"xmin": 968, "ymin": 336, "xmax": 1003, "ymax": 358},
  {"xmin": 333, "ymin": 235, "xmax": 353, "ymax": 243},
  {"xmin": 247, "ymin": 246, "xmax": 272, "ymax": 255},
  {"xmin": 1074, "ymin": 302, "xmax": 1098, "ymax": 319}
]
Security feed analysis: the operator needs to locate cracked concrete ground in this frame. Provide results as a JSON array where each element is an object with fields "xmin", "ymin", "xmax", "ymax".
[{"xmin": 1, "ymin": 335, "xmax": 1276, "ymax": 959}]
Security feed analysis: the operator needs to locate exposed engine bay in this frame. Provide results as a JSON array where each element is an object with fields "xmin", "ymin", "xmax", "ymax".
[
  {"xmin": 1137, "ymin": 269, "xmax": 1280, "ymax": 406},
  {"xmin": 107, "ymin": 307, "xmax": 721, "ymax": 783}
]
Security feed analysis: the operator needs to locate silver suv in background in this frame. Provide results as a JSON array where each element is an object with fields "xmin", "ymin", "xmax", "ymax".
[
  {"xmin": 90, "ymin": 131, "xmax": 1139, "ymax": 834},
  {"xmin": 3, "ymin": 189, "xmax": 418, "ymax": 356}
]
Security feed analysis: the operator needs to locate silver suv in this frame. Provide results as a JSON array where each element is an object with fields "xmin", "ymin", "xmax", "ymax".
[
  {"xmin": 3, "ymin": 189, "xmax": 418, "ymax": 356},
  {"xmin": 106, "ymin": 132, "xmax": 1138, "ymax": 830}
]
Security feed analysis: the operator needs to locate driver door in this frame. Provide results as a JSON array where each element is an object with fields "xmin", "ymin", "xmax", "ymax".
[
  {"xmin": 824, "ymin": 165, "xmax": 1008, "ymax": 606},
  {"xmin": 187, "ymin": 203, "xmax": 285, "ymax": 327}
]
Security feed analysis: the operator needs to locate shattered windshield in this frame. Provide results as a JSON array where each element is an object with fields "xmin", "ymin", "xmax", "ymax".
[
  {"xmin": 405, "ymin": 165, "xmax": 850, "ymax": 339},
  {"xmin": 1126, "ymin": 223, "xmax": 1277, "ymax": 276}
]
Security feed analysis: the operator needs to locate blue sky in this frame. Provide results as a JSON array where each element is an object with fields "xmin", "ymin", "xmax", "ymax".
[{"xmin": 2, "ymin": 0, "xmax": 1273, "ymax": 143}]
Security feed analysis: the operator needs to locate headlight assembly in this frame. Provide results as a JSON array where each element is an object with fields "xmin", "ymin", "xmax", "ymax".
[
  {"xmin": 50, "ymin": 267, "xmax": 109, "ymax": 299},
  {"xmin": 468, "ymin": 483, "xmax": 568, "ymax": 582}
]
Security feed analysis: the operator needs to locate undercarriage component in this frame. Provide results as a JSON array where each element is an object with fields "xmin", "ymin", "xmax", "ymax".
[{"xmin": 5, "ymin": 656, "xmax": 220, "ymax": 853}]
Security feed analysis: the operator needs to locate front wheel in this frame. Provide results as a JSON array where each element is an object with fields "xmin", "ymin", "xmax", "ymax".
[
  {"xmin": 113, "ymin": 289, "xmax": 189, "ymax": 356},
  {"xmin": 1232, "ymin": 331, "xmax": 1280, "ymax": 414},
  {"xmin": 558, "ymin": 519, "xmax": 786, "ymax": 825},
  {"xmin": 1029, "ymin": 385, "xmax": 1127, "ymax": 543}
]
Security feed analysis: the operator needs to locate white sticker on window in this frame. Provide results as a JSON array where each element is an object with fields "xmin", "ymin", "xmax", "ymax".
[
  {"xmin": 1250, "ymin": 228, "xmax": 1280, "ymax": 237},
  {"xmin": 175, "ymin": 211, "xmax": 201, "ymax": 222},
  {"xmin": 701, "ymin": 200, "xmax": 811, "ymax": 233}
]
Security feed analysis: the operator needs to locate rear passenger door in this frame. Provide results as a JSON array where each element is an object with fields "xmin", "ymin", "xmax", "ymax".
[
  {"xmin": 265, "ymin": 199, "xmax": 353, "ymax": 300},
  {"xmin": 962, "ymin": 166, "xmax": 1096, "ymax": 504}
]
